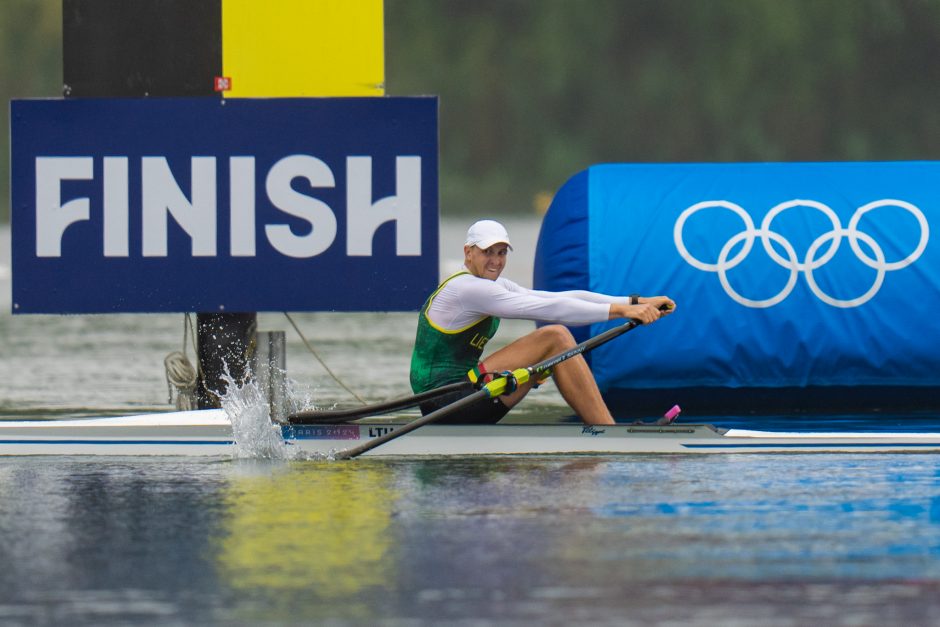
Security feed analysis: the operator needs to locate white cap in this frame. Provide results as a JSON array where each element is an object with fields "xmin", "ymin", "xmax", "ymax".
[{"xmin": 465, "ymin": 219, "xmax": 513, "ymax": 250}]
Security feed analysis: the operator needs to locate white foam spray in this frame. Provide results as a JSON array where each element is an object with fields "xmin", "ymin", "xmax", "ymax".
[
  {"xmin": 218, "ymin": 369, "xmax": 286, "ymax": 459},
  {"xmin": 217, "ymin": 363, "xmax": 331, "ymax": 460}
]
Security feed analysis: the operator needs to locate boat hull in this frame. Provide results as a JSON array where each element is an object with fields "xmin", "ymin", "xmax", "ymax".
[
  {"xmin": 3, "ymin": 410, "xmax": 940, "ymax": 457},
  {"xmin": 285, "ymin": 423, "xmax": 940, "ymax": 456},
  {"xmin": 0, "ymin": 410, "xmax": 235, "ymax": 457}
]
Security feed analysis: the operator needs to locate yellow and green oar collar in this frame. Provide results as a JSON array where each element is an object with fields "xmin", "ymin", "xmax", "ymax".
[
  {"xmin": 479, "ymin": 367, "xmax": 531, "ymax": 398},
  {"xmin": 468, "ymin": 364, "xmax": 553, "ymax": 391}
]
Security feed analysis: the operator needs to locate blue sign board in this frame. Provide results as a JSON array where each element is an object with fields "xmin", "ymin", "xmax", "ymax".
[{"xmin": 11, "ymin": 97, "xmax": 438, "ymax": 313}]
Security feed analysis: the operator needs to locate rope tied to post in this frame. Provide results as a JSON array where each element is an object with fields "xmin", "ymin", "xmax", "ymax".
[{"xmin": 165, "ymin": 313, "xmax": 199, "ymax": 410}]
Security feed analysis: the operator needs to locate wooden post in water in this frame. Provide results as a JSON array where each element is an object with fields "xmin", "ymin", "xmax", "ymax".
[
  {"xmin": 196, "ymin": 313, "xmax": 257, "ymax": 408},
  {"xmin": 62, "ymin": 0, "xmax": 257, "ymax": 409}
]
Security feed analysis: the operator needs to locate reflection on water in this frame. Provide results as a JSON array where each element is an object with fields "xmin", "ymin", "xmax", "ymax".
[
  {"xmin": 0, "ymin": 459, "xmax": 231, "ymax": 624},
  {"xmin": 215, "ymin": 462, "xmax": 397, "ymax": 623},
  {"xmin": 1, "ymin": 454, "xmax": 940, "ymax": 624}
]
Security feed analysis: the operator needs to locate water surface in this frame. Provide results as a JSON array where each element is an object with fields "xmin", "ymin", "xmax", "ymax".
[{"xmin": 2, "ymin": 454, "xmax": 940, "ymax": 625}]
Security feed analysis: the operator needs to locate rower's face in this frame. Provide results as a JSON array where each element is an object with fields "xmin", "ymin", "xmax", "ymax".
[{"xmin": 465, "ymin": 243, "xmax": 509, "ymax": 280}]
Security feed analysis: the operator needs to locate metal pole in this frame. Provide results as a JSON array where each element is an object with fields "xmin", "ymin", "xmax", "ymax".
[{"xmin": 253, "ymin": 330, "xmax": 287, "ymax": 422}]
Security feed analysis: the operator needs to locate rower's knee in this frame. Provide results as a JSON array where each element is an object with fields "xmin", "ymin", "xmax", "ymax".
[{"xmin": 539, "ymin": 324, "xmax": 577, "ymax": 351}]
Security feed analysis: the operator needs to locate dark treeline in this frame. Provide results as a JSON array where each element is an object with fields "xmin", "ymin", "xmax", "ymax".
[
  {"xmin": 4, "ymin": 0, "xmax": 940, "ymax": 220},
  {"xmin": 386, "ymin": 0, "xmax": 940, "ymax": 214},
  {"xmin": 1, "ymin": 0, "xmax": 61, "ymax": 223}
]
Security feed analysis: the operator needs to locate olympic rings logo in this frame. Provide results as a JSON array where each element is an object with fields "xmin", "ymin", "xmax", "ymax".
[{"xmin": 674, "ymin": 199, "xmax": 929, "ymax": 308}]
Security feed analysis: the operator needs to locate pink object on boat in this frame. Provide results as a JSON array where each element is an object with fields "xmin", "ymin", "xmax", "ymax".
[{"xmin": 663, "ymin": 405, "xmax": 682, "ymax": 422}]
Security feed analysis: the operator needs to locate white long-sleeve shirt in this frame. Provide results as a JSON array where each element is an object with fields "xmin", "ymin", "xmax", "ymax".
[{"xmin": 426, "ymin": 273, "xmax": 628, "ymax": 331}]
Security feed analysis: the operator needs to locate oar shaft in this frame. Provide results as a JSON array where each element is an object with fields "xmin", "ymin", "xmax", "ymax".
[
  {"xmin": 288, "ymin": 382, "xmax": 467, "ymax": 424},
  {"xmin": 334, "ymin": 389, "xmax": 490, "ymax": 459},
  {"xmin": 529, "ymin": 305, "xmax": 670, "ymax": 375},
  {"xmin": 529, "ymin": 320, "xmax": 639, "ymax": 375}
]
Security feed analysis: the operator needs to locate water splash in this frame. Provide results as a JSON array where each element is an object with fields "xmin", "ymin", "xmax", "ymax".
[
  {"xmin": 218, "ymin": 369, "xmax": 287, "ymax": 460},
  {"xmin": 217, "ymin": 365, "xmax": 339, "ymax": 461}
]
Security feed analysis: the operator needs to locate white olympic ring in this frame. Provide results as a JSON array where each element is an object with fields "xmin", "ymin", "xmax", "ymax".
[{"xmin": 674, "ymin": 199, "xmax": 929, "ymax": 308}]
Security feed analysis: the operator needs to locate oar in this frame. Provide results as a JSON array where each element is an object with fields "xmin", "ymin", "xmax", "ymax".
[
  {"xmin": 287, "ymin": 381, "xmax": 468, "ymax": 424},
  {"xmin": 334, "ymin": 317, "xmax": 648, "ymax": 460}
]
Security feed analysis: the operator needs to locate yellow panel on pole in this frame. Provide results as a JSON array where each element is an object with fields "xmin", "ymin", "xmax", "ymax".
[{"xmin": 222, "ymin": 0, "xmax": 384, "ymax": 97}]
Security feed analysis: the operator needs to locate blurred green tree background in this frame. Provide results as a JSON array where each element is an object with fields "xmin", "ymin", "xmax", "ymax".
[
  {"xmin": 4, "ymin": 0, "xmax": 940, "ymax": 221},
  {"xmin": 1, "ymin": 0, "xmax": 62, "ymax": 223}
]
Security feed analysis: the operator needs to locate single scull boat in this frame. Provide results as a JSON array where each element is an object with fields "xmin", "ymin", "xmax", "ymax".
[{"xmin": 2, "ymin": 409, "xmax": 940, "ymax": 457}]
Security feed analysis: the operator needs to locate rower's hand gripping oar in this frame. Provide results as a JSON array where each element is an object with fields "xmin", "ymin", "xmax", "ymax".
[{"xmin": 334, "ymin": 315, "xmax": 655, "ymax": 460}]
